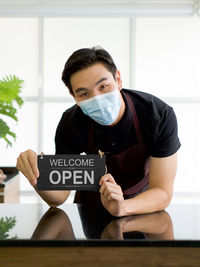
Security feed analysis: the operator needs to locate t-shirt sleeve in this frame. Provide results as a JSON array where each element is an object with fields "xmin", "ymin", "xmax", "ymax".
[{"xmin": 151, "ymin": 106, "xmax": 181, "ymax": 157}]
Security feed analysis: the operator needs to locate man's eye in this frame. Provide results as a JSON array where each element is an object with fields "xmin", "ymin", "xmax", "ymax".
[
  {"xmin": 100, "ymin": 85, "xmax": 107, "ymax": 90},
  {"xmin": 80, "ymin": 92, "xmax": 88, "ymax": 97}
]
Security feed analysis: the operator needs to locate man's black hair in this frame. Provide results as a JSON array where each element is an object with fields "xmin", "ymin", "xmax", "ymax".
[{"xmin": 61, "ymin": 46, "xmax": 117, "ymax": 94}]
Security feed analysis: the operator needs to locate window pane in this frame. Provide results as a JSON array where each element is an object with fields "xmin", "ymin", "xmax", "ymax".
[
  {"xmin": 0, "ymin": 102, "xmax": 38, "ymax": 191},
  {"xmin": 171, "ymin": 103, "xmax": 200, "ymax": 192},
  {"xmin": 135, "ymin": 17, "xmax": 200, "ymax": 98},
  {"xmin": 0, "ymin": 102, "xmax": 38, "ymax": 165},
  {"xmin": 0, "ymin": 18, "xmax": 39, "ymax": 97},
  {"xmin": 43, "ymin": 17, "xmax": 130, "ymax": 97},
  {"xmin": 43, "ymin": 102, "xmax": 75, "ymax": 154}
]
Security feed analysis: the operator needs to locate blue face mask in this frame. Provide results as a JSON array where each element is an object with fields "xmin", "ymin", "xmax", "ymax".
[{"xmin": 78, "ymin": 90, "xmax": 121, "ymax": 126}]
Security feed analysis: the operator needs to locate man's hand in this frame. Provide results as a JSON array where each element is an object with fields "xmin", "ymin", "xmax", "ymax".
[
  {"xmin": 99, "ymin": 173, "xmax": 125, "ymax": 217},
  {"xmin": 16, "ymin": 149, "xmax": 39, "ymax": 186},
  {"xmin": 16, "ymin": 149, "xmax": 70, "ymax": 206},
  {"xmin": 101, "ymin": 218, "xmax": 125, "ymax": 240}
]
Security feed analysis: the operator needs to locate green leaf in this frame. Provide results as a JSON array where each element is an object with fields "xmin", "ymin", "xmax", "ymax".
[
  {"xmin": 0, "ymin": 101, "xmax": 18, "ymax": 121},
  {"xmin": 0, "ymin": 119, "xmax": 16, "ymax": 147},
  {"xmin": 0, "ymin": 75, "xmax": 24, "ymax": 146},
  {"xmin": 0, "ymin": 75, "xmax": 24, "ymax": 106},
  {"xmin": 0, "ymin": 216, "xmax": 17, "ymax": 239},
  {"xmin": 15, "ymin": 95, "xmax": 24, "ymax": 107}
]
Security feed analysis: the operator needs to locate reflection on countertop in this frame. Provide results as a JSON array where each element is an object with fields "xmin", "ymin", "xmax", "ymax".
[
  {"xmin": 1, "ymin": 202, "xmax": 200, "ymax": 244},
  {"xmin": 31, "ymin": 205, "xmax": 173, "ymax": 241}
]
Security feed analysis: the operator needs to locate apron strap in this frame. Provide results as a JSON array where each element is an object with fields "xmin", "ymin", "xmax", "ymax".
[{"xmin": 125, "ymin": 93, "xmax": 144, "ymax": 144}]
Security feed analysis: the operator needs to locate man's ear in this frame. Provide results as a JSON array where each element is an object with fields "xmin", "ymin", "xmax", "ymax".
[{"xmin": 115, "ymin": 70, "xmax": 122, "ymax": 90}]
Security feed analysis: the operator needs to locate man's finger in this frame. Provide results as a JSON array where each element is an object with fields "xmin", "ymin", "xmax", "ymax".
[
  {"xmin": 99, "ymin": 182, "xmax": 119, "ymax": 194},
  {"xmin": 28, "ymin": 150, "xmax": 39, "ymax": 178},
  {"xmin": 107, "ymin": 192, "xmax": 124, "ymax": 202},
  {"xmin": 99, "ymin": 173, "xmax": 117, "ymax": 186},
  {"xmin": 104, "ymin": 185, "xmax": 123, "ymax": 199},
  {"xmin": 19, "ymin": 153, "xmax": 37, "ymax": 185}
]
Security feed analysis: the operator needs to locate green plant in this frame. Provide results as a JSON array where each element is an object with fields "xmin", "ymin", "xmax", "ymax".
[
  {"xmin": 0, "ymin": 216, "xmax": 17, "ymax": 239},
  {"xmin": 0, "ymin": 75, "xmax": 24, "ymax": 147}
]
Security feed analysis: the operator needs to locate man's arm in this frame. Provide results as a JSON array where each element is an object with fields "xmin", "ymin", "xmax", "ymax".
[
  {"xmin": 33, "ymin": 185, "xmax": 70, "ymax": 207},
  {"xmin": 101, "ymin": 210, "xmax": 174, "ymax": 240},
  {"xmin": 99, "ymin": 152, "xmax": 178, "ymax": 217},
  {"xmin": 122, "ymin": 152, "xmax": 177, "ymax": 215}
]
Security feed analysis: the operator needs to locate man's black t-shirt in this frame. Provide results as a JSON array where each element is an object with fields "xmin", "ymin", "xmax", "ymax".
[{"xmin": 55, "ymin": 89, "xmax": 181, "ymax": 157}]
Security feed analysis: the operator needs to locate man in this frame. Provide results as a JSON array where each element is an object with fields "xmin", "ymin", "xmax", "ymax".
[{"xmin": 16, "ymin": 47, "xmax": 181, "ymax": 217}]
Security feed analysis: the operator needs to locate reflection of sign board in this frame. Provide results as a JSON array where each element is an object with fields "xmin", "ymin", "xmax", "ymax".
[{"xmin": 37, "ymin": 155, "xmax": 106, "ymax": 191}]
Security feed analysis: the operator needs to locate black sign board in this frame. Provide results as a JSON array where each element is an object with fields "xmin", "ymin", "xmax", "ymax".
[{"xmin": 37, "ymin": 154, "xmax": 106, "ymax": 191}]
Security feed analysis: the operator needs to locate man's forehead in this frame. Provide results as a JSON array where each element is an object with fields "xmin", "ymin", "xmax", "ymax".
[
  {"xmin": 76, "ymin": 62, "xmax": 110, "ymax": 75},
  {"xmin": 74, "ymin": 77, "xmax": 109, "ymax": 93},
  {"xmin": 70, "ymin": 63, "xmax": 114, "ymax": 92}
]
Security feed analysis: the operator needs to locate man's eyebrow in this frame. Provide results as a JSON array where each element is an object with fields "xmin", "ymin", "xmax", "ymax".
[
  {"xmin": 75, "ymin": 77, "xmax": 108, "ymax": 94},
  {"xmin": 95, "ymin": 77, "xmax": 108, "ymax": 86}
]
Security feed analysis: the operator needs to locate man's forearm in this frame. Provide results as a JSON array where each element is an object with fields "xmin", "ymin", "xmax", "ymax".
[
  {"xmin": 122, "ymin": 188, "xmax": 171, "ymax": 216},
  {"xmin": 33, "ymin": 185, "xmax": 70, "ymax": 207}
]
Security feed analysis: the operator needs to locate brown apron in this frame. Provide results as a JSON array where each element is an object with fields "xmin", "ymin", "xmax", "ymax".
[{"xmin": 74, "ymin": 93, "xmax": 150, "ymax": 205}]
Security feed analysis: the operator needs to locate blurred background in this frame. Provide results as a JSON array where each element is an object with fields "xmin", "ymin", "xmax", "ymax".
[{"xmin": 0, "ymin": 0, "xmax": 200, "ymax": 203}]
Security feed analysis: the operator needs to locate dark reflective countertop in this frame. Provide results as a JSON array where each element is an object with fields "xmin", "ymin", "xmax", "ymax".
[{"xmin": 0, "ymin": 202, "xmax": 200, "ymax": 246}]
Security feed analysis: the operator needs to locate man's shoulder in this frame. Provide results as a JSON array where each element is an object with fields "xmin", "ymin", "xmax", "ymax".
[
  {"xmin": 122, "ymin": 88, "xmax": 169, "ymax": 106},
  {"xmin": 62, "ymin": 103, "xmax": 80, "ymax": 118},
  {"xmin": 122, "ymin": 88, "xmax": 173, "ymax": 118},
  {"xmin": 122, "ymin": 89, "xmax": 180, "ymax": 157},
  {"xmin": 56, "ymin": 103, "xmax": 88, "ymax": 134}
]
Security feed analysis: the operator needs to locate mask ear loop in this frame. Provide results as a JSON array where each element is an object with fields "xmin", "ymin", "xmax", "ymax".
[{"xmin": 98, "ymin": 149, "xmax": 107, "ymax": 174}]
